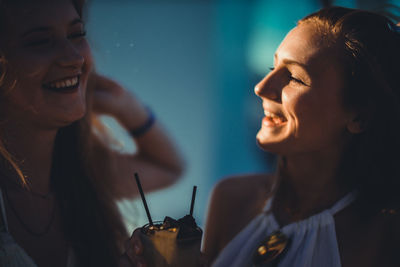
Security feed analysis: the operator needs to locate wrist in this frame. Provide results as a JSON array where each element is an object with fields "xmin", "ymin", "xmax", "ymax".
[{"xmin": 128, "ymin": 107, "xmax": 156, "ymax": 137}]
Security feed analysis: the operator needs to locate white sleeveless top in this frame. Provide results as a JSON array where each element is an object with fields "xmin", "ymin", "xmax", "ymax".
[
  {"xmin": 0, "ymin": 189, "xmax": 78, "ymax": 267},
  {"xmin": 212, "ymin": 193, "xmax": 356, "ymax": 267}
]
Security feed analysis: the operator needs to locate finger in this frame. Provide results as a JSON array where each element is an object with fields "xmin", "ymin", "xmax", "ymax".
[
  {"xmin": 124, "ymin": 242, "xmax": 142, "ymax": 262},
  {"xmin": 124, "ymin": 228, "xmax": 145, "ymax": 264},
  {"xmin": 121, "ymin": 252, "xmax": 147, "ymax": 267},
  {"xmin": 124, "ymin": 240, "xmax": 143, "ymax": 258},
  {"xmin": 131, "ymin": 228, "xmax": 144, "ymax": 253},
  {"xmin": 93, "ymin": 73, "xmax": 121, "ymax": 91}
]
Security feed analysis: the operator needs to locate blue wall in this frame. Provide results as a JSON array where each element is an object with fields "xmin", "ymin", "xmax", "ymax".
[{"xmin": 86, "ymin": 0, "xmax": 398, "ymax": 231}]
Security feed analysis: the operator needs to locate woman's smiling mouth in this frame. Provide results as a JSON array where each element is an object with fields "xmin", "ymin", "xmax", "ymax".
[
  {"xmin": 43, "ymin": 75, "xmax": 80, "ymax": 93},
  {"xmin": 263, "ymin": 110, "xmax": 287, "ymax": 127}
]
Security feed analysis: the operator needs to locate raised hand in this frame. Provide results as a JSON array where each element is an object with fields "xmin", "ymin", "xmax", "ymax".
[
  {"xmin": 119, "ymin": 228, "xmax": 147, "ymax": 267},
  {"xmin": 90, "ymin": 72, "xmax": 149, "ymax": 128}
]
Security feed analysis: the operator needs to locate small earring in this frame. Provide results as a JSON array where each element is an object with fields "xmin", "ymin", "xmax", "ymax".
[{"xmin": 347, "ymin": 116, "xmax": 365, "ymax": 134}]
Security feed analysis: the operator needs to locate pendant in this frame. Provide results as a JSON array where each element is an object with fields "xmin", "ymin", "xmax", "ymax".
[{"xmin": 253, "ymin": 230, "xmax": 289, "ymax": 266}]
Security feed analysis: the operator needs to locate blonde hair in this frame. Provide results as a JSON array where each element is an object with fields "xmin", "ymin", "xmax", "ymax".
[{"xmin": 0, "ymin": 1, "xmax": 128, "ymax": 265}]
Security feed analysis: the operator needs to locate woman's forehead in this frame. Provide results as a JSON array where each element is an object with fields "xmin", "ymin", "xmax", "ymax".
[
  {"xmin": 277, "ymin": 24, "xmax": 327, "ymax": 63},
  {"xmin": 275, "ymin": 23, "xmax": 340, "ymax": 72},
  {"xmin": 2, "ymin": 0, "xmax": 78, "ymax": 36}
]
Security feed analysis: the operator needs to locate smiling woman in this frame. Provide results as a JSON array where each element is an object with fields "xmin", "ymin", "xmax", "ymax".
[
  {"xmin": 0, "ymin": 0, "xmax": 91, "ymax": 128},
  {"xmin": 0, "ymin": 0, "xmax": 184, "ymax": 267},
  {"xmin": 200, "ymin": 6, "xmax": 400, "ymax": 267},
  {"xmin": 254, "ymin": 22, "xmax": 352, "ymax": 156}
]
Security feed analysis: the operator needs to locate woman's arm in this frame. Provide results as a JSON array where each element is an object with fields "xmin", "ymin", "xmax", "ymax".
[
  {"xmin": 91, "ymin": 72, "xmax": 185, "ymax": 198},
  {"xmin": 202, "ymin": 179, "xmax": 228, "ymax": 263},
  {"xmin": 202, "ymin": 174, "xmax": 273, "ymax": 264}
]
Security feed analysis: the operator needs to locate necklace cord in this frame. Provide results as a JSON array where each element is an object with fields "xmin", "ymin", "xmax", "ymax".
[{"xmin": 3, "ymin": 187, "xmax": 56, "ymax": 237}]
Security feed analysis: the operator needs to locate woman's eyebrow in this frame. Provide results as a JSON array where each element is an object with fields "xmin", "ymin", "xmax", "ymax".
[
  {"xmin": 22, "ymin": 27, "xmax": 49, "ymax": 38},
  {"xmin": 21, "ymin": 18, "xmax": 83, "ymax": 38},
  {"xmin": 274, "ymin": 53, "xmax": 307, "ymax": 69}
]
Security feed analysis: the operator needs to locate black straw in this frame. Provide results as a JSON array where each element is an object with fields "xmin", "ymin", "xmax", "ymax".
[
  {"xmin": 190, "ymin": 186, "xmax": 197, "ymax": 216},
  {"xmin": 134, "ymin": 173, "xmax": 153, "ymax": 226}
]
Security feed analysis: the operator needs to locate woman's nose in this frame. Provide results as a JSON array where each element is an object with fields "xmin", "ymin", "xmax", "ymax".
[
  {"xmin": 55, "ymin": 40, "xmax": 85, "ymax": 69},
  {"xmin": 254, "ymin": 73, "xmax": 280, "ymax": 101}
]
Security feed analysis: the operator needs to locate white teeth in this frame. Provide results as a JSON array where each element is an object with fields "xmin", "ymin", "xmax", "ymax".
[
  {"xmin": 264, "ymin": 110, "xmax": 285, "ymax": 121},
  {"xmin": 48, "ymin": 76, "xmax": 79, "ymax": 89},
  {"xmin": 264, "ymin": 110, "xmax": 277, "ymax": 118}
]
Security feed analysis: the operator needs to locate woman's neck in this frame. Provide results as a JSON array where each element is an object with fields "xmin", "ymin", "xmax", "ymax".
[
  {"xmin": 0, "ymin": 121, "xmax": 58, "ymax": 195},
  {"xmin": 274, "ymin": 148, "xmax": 350, "ymax": 221}
]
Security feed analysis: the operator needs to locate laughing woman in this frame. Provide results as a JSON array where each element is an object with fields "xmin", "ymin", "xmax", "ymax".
[
  {"xmin": 203, "ymin": 6, "xmax": 400, "ymax": 267},
  {"xmin": 0, "ymin": 0, "xmax": 184, "ymax": 266}
]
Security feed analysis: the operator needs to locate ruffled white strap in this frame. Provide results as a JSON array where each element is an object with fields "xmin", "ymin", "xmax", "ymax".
[{"xmin": 212, "ymin": 192, "xmax": 356, "ymax": 267}]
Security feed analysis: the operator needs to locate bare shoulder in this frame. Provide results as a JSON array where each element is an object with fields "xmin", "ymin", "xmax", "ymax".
[
  {"xmin": 202, "ymin": 173, "xmax": 275, "ymax": 263},
  {"xmin": 211, "ymin": 174, "xmax": 273, "ymax": 207},
  {"xmin": 209, "ymin": 174, "xmax": 275, "ymax": 223}
]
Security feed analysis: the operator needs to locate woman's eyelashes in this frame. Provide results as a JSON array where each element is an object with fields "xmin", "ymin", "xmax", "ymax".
[
  {"xmin": 268, "ymin": 67, "xmax": 308, "ymax": 86},
  {"xmin": 25, "ymin": 38, "xmax": 51, "ymax": 47},
  {"xmin": 23, "ymin": 30, "xmax": 86, "ymax": 48},
  {"xmin": 23, "ymin": 34, "xmax": 52, "ymax": 47},
  {"xmin": 68, "ymin": 30, "xmax": 87, "ymax": 40},
  {"xmin": 289, "ymin": 75, "xmax": 307, "ymax": 86}
]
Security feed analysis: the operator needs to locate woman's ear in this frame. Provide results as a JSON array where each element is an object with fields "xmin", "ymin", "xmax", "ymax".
[
  {"xmin": 0, "ymin": 56, "xmax": 5, "ymax": 81},
  {"xmin": 0, "ymin": 61, "xmax": 6, "ymax": 88},
  {"xmin": 347, "ymin": 115, "xmax": 366, "ymax": 134},
  {"xmin": 0, "ymin": 61, "xmax": 4, "ymax": 87}
]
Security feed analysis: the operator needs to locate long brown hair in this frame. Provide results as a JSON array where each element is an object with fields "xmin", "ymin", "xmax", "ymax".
[
  {"xmin": 299, "ymin": 7, "xmax": 400, "ymax": 216},
  {"xmin": 0, "ymin": 0, "xmax": 128, "ymax": 265},
  {"xmin": 53, "ymin": 81, "xmax": 128, "ymax": 266}
]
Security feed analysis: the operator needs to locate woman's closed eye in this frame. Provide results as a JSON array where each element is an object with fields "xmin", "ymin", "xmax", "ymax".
[
  {"xmin": 289, "ymin": 75, "xmax": 307, "ymax": 86},
  {"xmin": 23, "ymin": 27, "xmax": 86, "ymax": 48},
  {"xmin": 268, "ymin": 67, "xmax": 309, "ymax": 87},
  {"xmin": 68, "ymin": 30, "xmax": 87, "ymax": 40},
  {"xmin": 24, "ymin": 38, "xmax": 52, "ymax": 47}
]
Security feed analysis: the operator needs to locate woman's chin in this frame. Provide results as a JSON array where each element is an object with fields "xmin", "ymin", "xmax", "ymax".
[
  {"xmin": 256, "ymin": 132, "xmax": 288, "ymax": 154},
  {"xmin": 256, "ymin": 134, "xmax": 274, "ymax": 151},
  {"xmin": 50, "ymin": 109, "xmax": 87, "ymax": 129}
]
